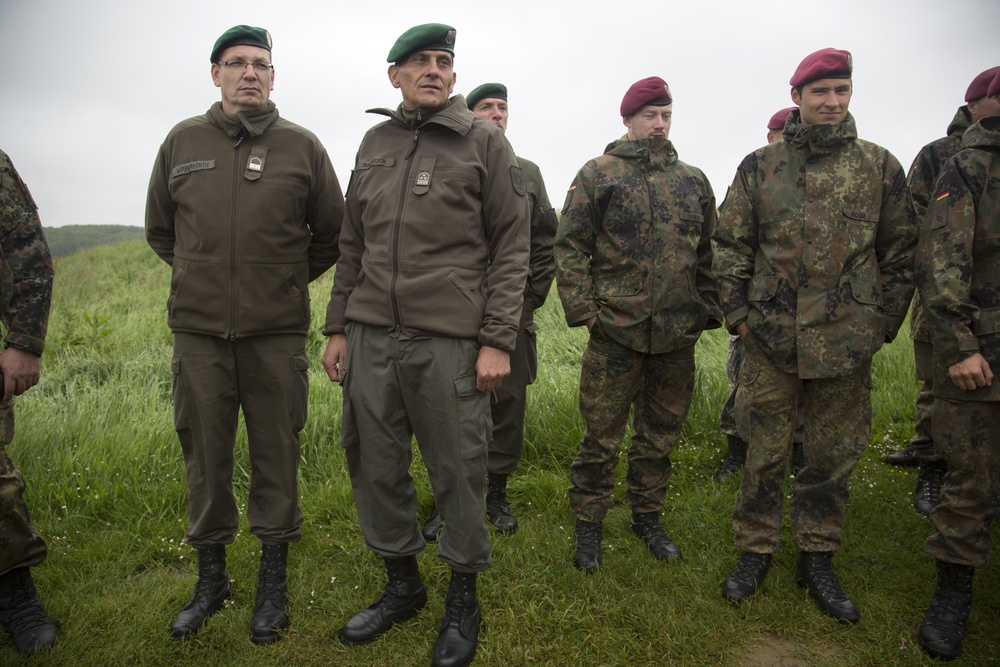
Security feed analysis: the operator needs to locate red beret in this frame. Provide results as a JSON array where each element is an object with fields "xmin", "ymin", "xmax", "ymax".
[
  {"xmin": 767, "ymin": 107, "xmax": 796, "ymax": 131},
  {"xmin": 789, "ymin": 48, "xmax": 852, "ymax": 87},
  {"xmin": 989, "ymin": 71, "xmax": 1000, "ymax": 100},
  {"xmin": 620, "ymin": 76, "xmax": 672, "ymax": 118},
  {"xmin": 966, "ymin": 66, "xmax": 1000, "ymax": 102}
]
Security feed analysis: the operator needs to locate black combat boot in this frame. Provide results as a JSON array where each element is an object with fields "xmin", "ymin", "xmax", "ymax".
[
  {"xmin": 919, "ymin": 559, "xmax": 974, "ymax": 661},
  {"xmin": 573, "ymin": 519, "xmax": 603, "ymax": 574},
  {"xmin": 170, "ymin": 545, "xmax": 231, "ymax": 639},
  {"xmin": 422, "ymin": 506, "xmax": 444, "ymax": 542},
  {"xmin": 338, "ymin": 555, "xmax": 427, "ymax": 645},
  {"xmin": 721, "ymin": 551, "xmax": 771, "ymax": 602},
  {"xmin": 714, "ymin": 435, "xmax": 747, "ymax": 483},
  {"xmin": 795, "ymin": 551, "xmax": 859, "ymax": 623},
  {"xmin": 914, "ymin": 460, "xmax": 947, "ymax": 516},
  {"xmin": 0, "ymin": 567, "xmax": 57, "ymax": 654},
  {"xmin": 432, "ymin": 570, "xmax": 481, "ymax": 667},
  {"xmin": 884, "ymin": 444, "xmax": 920, "ymax": 467},
  {"xmin": 629, "ymin": 512, "xmax": 682, "ymax": 561},
  {"xmin": 250, "ymin": 543, "xmax": 289, "ymax": 644},
  {"xmin": 486, "ymin": 473, "xmax": 518, "ymax": 535}
]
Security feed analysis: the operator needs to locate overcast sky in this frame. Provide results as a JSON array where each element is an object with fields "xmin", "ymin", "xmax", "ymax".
[{"xmin": 2, "ymin": 0, "xmax": 999, "ymax": 229}]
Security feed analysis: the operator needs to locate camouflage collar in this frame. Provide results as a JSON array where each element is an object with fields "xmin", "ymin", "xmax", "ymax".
[
  {"xmin": 605, "ymin": 135, "xmax": 678, "ymax": 167},
  {"xmin": 961, "ymin": 116, "xmax": 1000, "ymax": 150},
  {"xmin": 787, "ymin": 111, "xmax": 858, "ymax": 158},
  {"xmin": 946, "ymin": 105, "xmax": 972, "ymax": 138}
]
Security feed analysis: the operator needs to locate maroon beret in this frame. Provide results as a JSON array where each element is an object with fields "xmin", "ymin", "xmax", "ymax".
[
  {"xmin": 789, "ymin": 48, "xmax": 852, "ymax": 87},
  {"xmin": 620, "ymin": 76, "xmax": 672, "ymax": 118},
  {"xmin": 988, "ymin": 71, "xmax": 1000, "ymax": 100},
  {"xmin": 767, "ymin": 107, "xmax": 796, "ymax": 131},
  {"xmin": 966, "ymin": 66, "xmax": 1000, "ymax": 102}
]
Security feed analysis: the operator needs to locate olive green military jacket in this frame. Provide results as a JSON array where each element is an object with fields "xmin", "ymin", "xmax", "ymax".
[
  {"xmin": 908, "ymin": 106, "xmax": 972, "ymax": 344},
  {"xmin": 713, "ymin": 111, "xmax": 918, "ymax": 378},
  {"xmin": 917, "ymin": 117, "xmax": 1000, "ymax": 401},
  {"xmin": 518, "ymin": 157, "xmax": 557, "ymax": 324},
  {"xmin": 555, "ymin": 136, "xmax": 721, "ymax": 354},
  {"xmin": 324, "ymin": 96, "xmax": 530, "ymax": 354},
  {"xmin": 0, "ymin": 150, "xmax": 53, "ymax": 356},
  {"xmin": 146, "ymin": 101, "xmax": 344, "ymax": 339}
]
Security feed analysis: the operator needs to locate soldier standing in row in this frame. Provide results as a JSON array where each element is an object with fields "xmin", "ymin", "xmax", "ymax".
[
  {"xmin": 0, "ymin": 150, "xmax": 57, "ymax": 655},
  {"xmin": 422, "ymin": 82, "xmax": 557, "ymax": 540},
  {"xmin": 146, "ymin": 25, "xmax": 344, "ymax": 643},
  {"xmin": 322, "ymin": 24, "xmax": 528, "ymax": 667},
  {"xmin": 555, "ymin": 77, "xmax": 720, "ymax": 573},
  {"xmin": 914, "ymin": 72, "xmax": 1000, "ymax": 661},
  {"xmin": 713, "ymin": 48, "xmax": 918, "ymax": 623},
  {"xmin": 715, "ymin": 106, "xmax": 805, "ymax": 483},
  {"xmin": 884, "ymin": 66, "xmax": 1000, "ymax": 518}
]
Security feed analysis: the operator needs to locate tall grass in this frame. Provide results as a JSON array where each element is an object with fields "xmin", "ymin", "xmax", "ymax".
[{"xmin": 4, "ymin": 239, "xmax": 997, "ymax": 665}]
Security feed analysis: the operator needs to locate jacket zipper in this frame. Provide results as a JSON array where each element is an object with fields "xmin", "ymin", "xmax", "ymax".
[
  {"xmin": 389, "ymin": 114, "xmax": 421, "ymax": 330},
  {"xmin": 229, "ymin": 128, "xmax": 246, "ymax": 340}
]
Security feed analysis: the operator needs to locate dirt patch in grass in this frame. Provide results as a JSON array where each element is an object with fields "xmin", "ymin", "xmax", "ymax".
[{"xmin": 740, "ymin": 634, "xmax": 848, "ymax": 667}]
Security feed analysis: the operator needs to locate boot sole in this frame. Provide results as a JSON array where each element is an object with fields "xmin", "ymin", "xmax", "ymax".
[
  {"xmin": 795, "ymin": 577, "xmax": 860, "ymax": 624},
  {"xmin": 250, "ymin": 620, "xmax": 289, "ymax": 645}
]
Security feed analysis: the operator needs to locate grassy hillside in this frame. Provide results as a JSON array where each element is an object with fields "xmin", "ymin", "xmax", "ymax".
[
  {"xmin": 4, "ymin": 239, "xmax": 997, "ymax": 665},
  {"xmin": 43, "ymin": 224, "xmax": 144, "ymax": 258}
]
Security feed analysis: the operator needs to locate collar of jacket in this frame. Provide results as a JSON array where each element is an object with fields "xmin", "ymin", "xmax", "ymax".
[
  {"xmin": 207, "ymin": 100, "xmax": 279, "ymax": 139},
  {"xmin": 947, "ymin": 105, "xmax": 973, "ymax": 138},
  {"xmin": 603, "ymin": 135, "xmax": 678, "ymax": 168},
  {"xmin": 961, "ymin": 116, "xmax": 1000, "ymax": 150},
  {"xmin": 367, "ymin": 95, "xmax": 475, "ymax": 136},
  {"xmin": 785, "ymin": 109, "xmax": 858, "ymax": 158}
]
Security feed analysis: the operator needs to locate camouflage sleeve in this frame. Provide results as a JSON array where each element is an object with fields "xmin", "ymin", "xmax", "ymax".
[
  {"xmin": 0, "ymin": 151, "xmax": 54, "ymax": 356},
  {"xmin": 523, "ymin": 164, "xmax": 557, "ymax": 315},
  {"xmin": 906, "ymin": 145, "xmax": 938, "ymax": 220},
  {"xmin": 145, "ymin": 140, "xmax": 177, "ymax": 266},
  {"xmin": 875, "ymin": 154, "xmax": 919, "ymax": 341},
  {"xmin": 696, "ymin": 176, "xmax": 722, "ymax": 330},
  {"xmin": 554, "ymin": 165, "xmax": 600, "ymax": 327},
  {"xmin": 711, "ymin": 154, "xmax": 759, "ymax": 331},
  {"xmin": 915, "ymin": 158, "xmax": 979, "ymax": 367}
]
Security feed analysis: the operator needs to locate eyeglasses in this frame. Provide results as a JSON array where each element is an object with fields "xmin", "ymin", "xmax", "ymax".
[{"xmin": 218, "ymin": 60, "xmax": 273, "ymax": 74}]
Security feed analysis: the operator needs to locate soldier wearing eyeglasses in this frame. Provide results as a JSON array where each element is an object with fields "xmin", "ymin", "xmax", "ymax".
[{"xmin": 145, "ymin": 24, "xmax": 344, "ymax": 644}]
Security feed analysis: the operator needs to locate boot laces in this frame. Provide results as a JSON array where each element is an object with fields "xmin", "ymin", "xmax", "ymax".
[
  {"xmin": 2, "ymin": 597, "xmax": 51, "ymax": 636},
  {"xmin": 576, "ymin": 521, "xmax": 602, "ymax": 545},
  {"xmin": 442, "ymin": 579, "xmax": 474, "ymax": 623},
  {"xmin": 918, "ymin": 463, "xmax": 946, "ymax": 501},
  {"xmin": 731, "ymin": 553, "xmax": 769, "ymax": 584}
]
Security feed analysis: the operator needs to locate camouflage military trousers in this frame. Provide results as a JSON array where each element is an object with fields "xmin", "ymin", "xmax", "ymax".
[
  {"xmin": 924, "ymin": 398, "xmax": 999, "ymax": 567},
  {"xmin": 720, "ymin": 335, "xmax": 805, "ymax": 442},
  {"xmin": 0, "ymin": 401, "xmax": 47, "ymax": 575},
  {"xmin": 569, "ymin": 326, "xmax": 695, "ymax": 523},
  {"xmin": 908, "ymin": 340, "xmax": 937, "ymax": 462},
  {"xmin": 733, "ymin": 337, "xmax": 871, "ymax": 553}
]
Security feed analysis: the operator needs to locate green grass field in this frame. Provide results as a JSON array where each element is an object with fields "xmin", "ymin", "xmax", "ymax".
[{"xmin": 4, "ymin": 239, "xmax": 997, "ymax": 665}]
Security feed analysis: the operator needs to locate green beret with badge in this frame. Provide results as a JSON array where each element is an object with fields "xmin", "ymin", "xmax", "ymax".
[
  {"xmin": 387, "ymin": 23, "xmax": 456, "ymax": 63},
  {"xmin": 211, "ymin": 25, "xmax": 272, "ymax": 63},
  {"xmin": 466, "ymin": 83, "xmax": 507, "ymax": 110}
]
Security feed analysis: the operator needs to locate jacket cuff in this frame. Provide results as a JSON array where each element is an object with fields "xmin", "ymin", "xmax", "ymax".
[{"xmin": 4, "ymin": 334, "xmax": 45, "ymax": 357}]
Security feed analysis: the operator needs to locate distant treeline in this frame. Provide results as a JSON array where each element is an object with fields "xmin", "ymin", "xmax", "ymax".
[{"xmin": 44, "ymin": 224, "xmax": 145, "ymax": 259}]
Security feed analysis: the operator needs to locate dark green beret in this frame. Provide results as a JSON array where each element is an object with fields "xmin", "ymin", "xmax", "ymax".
[
  {"xmin": 211, "ymin": 25, "xmax": 272, "ymax": 63},
  {"xmin": 466, "ymin": 83, "xmax": 507, "ymax": 109},
  {"xmin": 387, "ymin": 23, "xmax": 456, "ymax": 63}
]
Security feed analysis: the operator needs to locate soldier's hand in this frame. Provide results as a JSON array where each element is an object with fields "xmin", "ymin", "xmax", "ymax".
[
  {"xmin": 476, "ymin": 345, "xmax": 510, "ymax": 393},
  {"xmin": 586, "ymin": 315, "xmax": 597, "ymax": 331},
  {"xmin": 736, "ymin": 322, "xmax": 750, "ymax": 339},
  {"xmin": 322, "ymin": 334, "xmax": 348, "ymax": 383},
  {"xmin": 0, "ymin": 346, "xmax": 41, "ymax": 403},
  {"xmin": 948, "ymin": 352, "xmax": 993, "ymax": 391}
]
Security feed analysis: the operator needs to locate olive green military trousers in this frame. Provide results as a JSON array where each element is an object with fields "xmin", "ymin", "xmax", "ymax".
[
  {"xmin": 341, "ymin": 323, "xmax": 492, "ymax": 573},
  {"xmin": 488, "ymin": 322, "xmax": 538, "ymax": 476},
  {"xmin": 172, "ymin": 333, "xmax": 308, "ymax": 547}
]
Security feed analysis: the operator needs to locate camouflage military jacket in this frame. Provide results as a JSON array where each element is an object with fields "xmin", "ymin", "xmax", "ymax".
[
  {"xmin": 916, "ymin": 117, "xmax": 1000, "ymax": 401},
  {"xmin": 908, "ymin": 106, "xmax": 972, "ymax": 343},
  {"xmin": 712, "ymin": 111, "xmax": 918, "ymax": 378},
  {"xmin": 555, "ymin": 136, "xmax": 720, "ymax": 354},
  {"xmin": 0, "ymin": 150, "xmax": 53, "ymax": 356}
]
